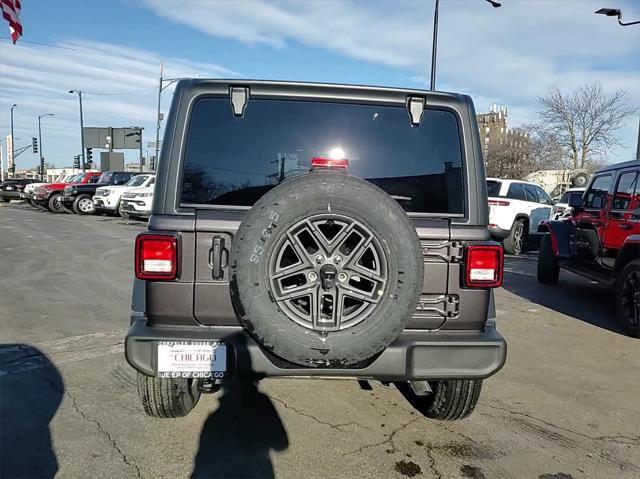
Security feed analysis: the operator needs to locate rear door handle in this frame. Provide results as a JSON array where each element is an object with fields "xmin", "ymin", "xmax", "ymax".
[{"xmin": 209, "ymin": 237, "xmax": 227, "ymax": 279}]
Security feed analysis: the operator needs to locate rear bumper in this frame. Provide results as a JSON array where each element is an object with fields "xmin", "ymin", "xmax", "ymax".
[
  {"xmin": 0, "ymin": 190, "xmax": 21, "ymax": 199},
  {"xmin": 125, "ymin": 318, "xmax": 507, "ymax": 381}
]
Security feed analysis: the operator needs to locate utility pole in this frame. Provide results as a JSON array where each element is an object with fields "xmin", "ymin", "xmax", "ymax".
[
  {"xmin": 38, "ymin": 113, "xmax": 54, "ymax": 181},
  {"xmin": 139, "ymin": 127, "xmax": 144, "ymax": 172},
  {"xmin": 10, "ymin": 104, "xmax": 17, "ymax": 176},
  {"xmin": 155, "ymin": 61, "xmax": 163, "ymax": 170},
  {"xmin": 69, "ymin": 90, "xmax": 86, "ymax": 171},
  {"xmin": 155, "ymin": 61, "xmax": 181, "ymax": 172}
]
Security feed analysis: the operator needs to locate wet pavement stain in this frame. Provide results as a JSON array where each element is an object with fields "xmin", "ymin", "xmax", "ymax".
[
  {"xmin": 395, "ymin": 460, "xmax": 422, "ymax": 477},
  {"xmin": 461, "ymin": 465, "xmax": 486, "ymax": 479},
  {"xmin": 539, "ymin": 474, "xmax": 574, "ymax": 479}
]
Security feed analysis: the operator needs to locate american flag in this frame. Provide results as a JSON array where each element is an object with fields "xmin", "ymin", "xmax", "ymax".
[{"xmin": 1, "ymin": 0, "xmax": 22, "ymax": 44}]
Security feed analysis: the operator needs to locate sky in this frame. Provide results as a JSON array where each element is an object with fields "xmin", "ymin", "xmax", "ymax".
[{"xmin": 0, "ymin": 0, "xmax": 638, "ymax": 170}]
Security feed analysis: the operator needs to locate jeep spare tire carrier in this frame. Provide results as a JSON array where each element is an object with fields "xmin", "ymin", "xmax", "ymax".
[{"xmin": 230, "ymin": 169, "xmax": 424, "ymax": 368}]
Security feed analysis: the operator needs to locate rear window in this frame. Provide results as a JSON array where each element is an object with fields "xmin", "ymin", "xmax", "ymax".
[
  {"xmin": 506, "ymin": 183, "xmax": 526, "ymax": 201},
  {"xmin": 486, "ymin": 180, "xmax": 501, "ymax": 197},
  {"xmin": 180, "ymin": 98, "xmax": 464, "ymax": 214}
]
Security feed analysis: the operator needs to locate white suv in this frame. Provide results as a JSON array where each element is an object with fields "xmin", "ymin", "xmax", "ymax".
[
  {"xmin": 119, "ymin": 185, "xmax": 154, "ymax": 218},
  {"xmin": 93, "ymin": 174, "xmax": 155, "ymax": 214},
  {"xmin": 486, "ymin": 178, "xmax": 553, "ymax": 255}
]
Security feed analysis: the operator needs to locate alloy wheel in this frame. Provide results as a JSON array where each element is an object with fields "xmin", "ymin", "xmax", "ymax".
[
  {"xmin": 621, "ymin": 270, "xmax": 640, "ymax": 328},
  {"xmin": 268, "ymin": 213, "xmax": 388, "ymax": 332}
]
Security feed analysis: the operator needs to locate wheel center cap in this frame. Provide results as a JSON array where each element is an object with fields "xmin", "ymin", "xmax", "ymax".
[{"xmin": 319, "ymin": 264, "xmax": 338, "ymax": 291}]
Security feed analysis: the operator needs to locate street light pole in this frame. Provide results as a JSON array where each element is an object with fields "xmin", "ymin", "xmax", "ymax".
[
  {"xmin": 10, "ymin": 104, "xmax": 17, "ymax": 176},
  {"xmin": 69, "ymin": 90, "xmax": 86, "ymax": 172},
  {"xmin": 429, "ymin": 0, "xmax": 501, "ymax": 91},
  {"xmin": 38, "ymin": 113, "xmax": 54, "ymax": 181},
  {"xmin": 595, "ymin": 8, "xmax": 640, "ymax": 159}
]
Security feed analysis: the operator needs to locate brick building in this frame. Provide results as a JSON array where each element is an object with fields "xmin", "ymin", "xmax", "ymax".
[{"xmin": 476, "ymin": 105, "xmax": 529, "ymax": 161}]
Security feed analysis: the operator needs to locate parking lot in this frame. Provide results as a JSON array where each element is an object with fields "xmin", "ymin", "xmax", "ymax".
[{"xmin": 1, "ymin": 202, "xmax": 638, "ymax": 479}]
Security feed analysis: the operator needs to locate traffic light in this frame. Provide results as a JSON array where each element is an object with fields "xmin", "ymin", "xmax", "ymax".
[
  {"xmin": 32, "ymin": 137, "xmax": 38, "ymax": 154},
  {"xmin": 73, "ymin": 155, "xmax": 80, "ymax": 168},
  {"xmin": 86, "ymin": 148, "xmax": 93, "ymax": 162},
  {"xmin": 150, "ymin": 156, "xmax": 156, "ymax": 170}
]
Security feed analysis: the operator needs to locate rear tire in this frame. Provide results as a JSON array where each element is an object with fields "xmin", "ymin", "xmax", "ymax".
[
  {"xmin": 503, "ymin": 219, "xmax": 526, "ymax": 255},
  {"xmin": 617, "ymin": 261, "xmax": 640, "ymax": 339},
  {"xmin": 73, "ymin": 194, "xmax": 95, "ymax": 215},
  {"xmin": 137, "ymin": 373, "xmax": 201, "ymax": 418},
  {"xmin": 537, "ymin": 234, "xmax": 559, "ymax": 284},
  {"xmin": 48, "ymin": 194, "xmax": 66, "ymax": 213},
  {"xmin": 1, "ymin": 198, "xmax": 10, "ymax": 203},
  {"xmin": 397, "ymin": 379, "xmax": 482, "ymax": 421}
]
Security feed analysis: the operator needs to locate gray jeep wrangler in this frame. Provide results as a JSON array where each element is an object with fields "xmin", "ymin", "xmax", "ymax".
[{"xmin": 125, "ymin": 80, "xmax": 506, "ymax": 420}]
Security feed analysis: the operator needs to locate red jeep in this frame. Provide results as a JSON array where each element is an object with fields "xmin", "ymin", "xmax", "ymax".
[
  {"xmin": 536, "ymin": 160, "xmax": 639, "ymax": 337},
  {"xmin": 30, "ymin": 172, "xmax": 101, "ymax": 212}
]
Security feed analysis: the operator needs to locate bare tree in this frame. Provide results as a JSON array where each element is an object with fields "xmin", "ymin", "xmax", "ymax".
[
  {"xmin": 536, "ymin": 82, "xmax": 635, "ymax": 169},
  {"xmin": 485, "ymin": 140, "xmax": 533, "ymax": 179}
]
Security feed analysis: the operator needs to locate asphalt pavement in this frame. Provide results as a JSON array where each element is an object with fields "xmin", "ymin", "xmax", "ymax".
[{"xmin": 1, "ymin": 202, "xmax": 638, "ymax": 479}]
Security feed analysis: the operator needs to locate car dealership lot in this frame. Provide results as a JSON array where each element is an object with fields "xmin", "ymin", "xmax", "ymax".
[{"xmin": 1, "ymin": 203, "xmax": 638, "ymax": 479}]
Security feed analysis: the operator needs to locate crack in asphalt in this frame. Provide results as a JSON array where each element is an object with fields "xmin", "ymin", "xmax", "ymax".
[
  {"xmin": 269, "ymin": 395, "xmax": 365, "ymax": 432},
  {"xmin": 424, "ymin": 442, "xmax": 443, "ymax": 479},
  {"xmin": 45, "ymin": 379, "xmax": 144, "ymax": 479},
  {"xmin": 482, "ymin": 403, "xmax": 640, "ymax": 446},
  {"xmin": 341, "ymin": 417, "xmax": 421, "ymax": 456}
]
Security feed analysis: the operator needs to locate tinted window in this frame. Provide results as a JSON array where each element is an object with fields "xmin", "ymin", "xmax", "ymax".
[
  {"xmin": 98, "ymin": 172, "xmax": 113, "ymax": 184},
  {"xmin": 584, "ymin": 174, "xmax": 612, "ymax": 209},
  {"xmin": 559, "ymin": 192, "xmax": 570, "ymax": 204},
  {"xmin": 523, "ymin": 184, "xmax": 538, "ymax": 203},
  {"xmin": 127, "ymin": 175, "xmax": 148, "ymax": 187},
  {"xmin": 612, "ymin": 171, "xmax": 638, "ymax": 211},
  {"xmin": 87, "ymin": 175, "xmax": 100, "ymax": 184},
  {"xmin": 487, "ymin": 180, "xmax": 501, "ymax": 197},
  {"xmin": 506, "ymin": 183, "xmax": 526, "ymax": 201},
  {"xmin": 181, "ymin": 98, "xmax": 464, "ymax": 214},
  {"xmin": 535, "ymin": 186, "xmax": 553, "ymax": 206}
]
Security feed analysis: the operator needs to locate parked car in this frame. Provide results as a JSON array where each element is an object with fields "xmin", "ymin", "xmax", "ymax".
[
  {"xmin": 125, "ymin": 79, "xmax": 506, "ymax": 420},
  {"xmin": 551, "ymin": 187, "xmax": 585, "ymax": 219},
  {"xmin": 0, "ymin": 178, "xmax": 39, "ymax": 203},
  {"xmin": 537, "ymin": 160, "xmax": 640, "ymax": 338},
  {"xmin": 119, "ymin": 184, "xmax": 154, "ymax": 219},
  {"xmin": 487, "ymin": 178, "xmax": 554, "ymax": 255},
  {"xmin": 21, "ymin": 174, "xmax": 70, "ymax": 206},
  {"xmin": 93, "ymin": 174, "xmax": 155, "ymax": 215},
  {"xmin": 28, "ymin": 172, "xmax": 101, "ymax": 212},
  {"xmin": 60, "ymin": 171, "xmax": 136, "ymax": 215}
]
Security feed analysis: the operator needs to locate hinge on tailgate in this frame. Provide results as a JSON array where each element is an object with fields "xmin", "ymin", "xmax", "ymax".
[
  {"xmin": 230, "ymin": 86, "xmax": 249, "ymax": 117},
  {"xmin": 421, "ymin": 240, "xmax": 464, "ymax": 262},
  {"xmin": 406, "ymin": 96, "xmax": 425, "ymax": 126},
  {"xmin": 415, "ymin": 294, "xmax": 460, "ymax": 319}
]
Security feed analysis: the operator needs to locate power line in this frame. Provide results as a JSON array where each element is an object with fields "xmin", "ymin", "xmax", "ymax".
[{"xmin": 82, "ymin": 86, "xmax": 158, "ymax": 96}]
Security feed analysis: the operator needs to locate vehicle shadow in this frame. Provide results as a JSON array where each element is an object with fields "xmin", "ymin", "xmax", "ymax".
[
  {"xmin": 502, "ymin": 257, "xmax": 624, "ymax": 335},
  {"xmin": 190, "ymin": 334, "xmax": 289, "ymax": 479},
  {"xmin": 0, "ymin": 344, "xmax": 64, "ymax": 479}
]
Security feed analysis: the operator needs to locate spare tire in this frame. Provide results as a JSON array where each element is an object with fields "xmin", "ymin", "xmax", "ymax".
[
  {"xmin": 230, "ymin": 171, "xmax": 424, "ymax": 368},
  {"xmin": 571, "ymin": 172, "xmax": 589, "ymax": 187}
]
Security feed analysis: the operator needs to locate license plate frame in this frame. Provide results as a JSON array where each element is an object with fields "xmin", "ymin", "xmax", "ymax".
[{"xmin": 157, "ymin": 340, "xmax": 227, "ymax": 379}]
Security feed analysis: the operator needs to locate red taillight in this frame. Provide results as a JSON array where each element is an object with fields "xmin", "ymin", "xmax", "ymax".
[
  {"xmin": 311, "ymin": 157, "xmax": 349, "ymax": 170},
  {"xmin": 465, "ymin": 244, "xmax": 503, "ymax": 288},
  {"xmin": 488, "ymin": 199, "xmax": 510, "ymax": 206},
  {"xmin": 135, "ymin": 234, "xmax": 178, "ymax": 280}
]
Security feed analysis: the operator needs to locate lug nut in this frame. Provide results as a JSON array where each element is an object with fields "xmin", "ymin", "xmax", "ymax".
[
  {"xmin": 338, "ymin": 273, "xmax": 348, "ymax": 282},
  {"xmin": 308, "ymin": 272, "xmax": 318, "ymax": 281},
  {"xmin": 334, "ymin": 255, "xmax": 343, "ymax": 264},
  {"xmin": 315, "ymin": 254, "xmax": 324, "ymax": 264}
]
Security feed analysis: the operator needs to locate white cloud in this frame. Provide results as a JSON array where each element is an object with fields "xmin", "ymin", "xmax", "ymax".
[
  {"xmin": 145, "ymin": 0, "xmax": 640, "ymax": 160},
  {"xmin": 0, "ymin": 39, "xmax": 240, "ymax": 169}
]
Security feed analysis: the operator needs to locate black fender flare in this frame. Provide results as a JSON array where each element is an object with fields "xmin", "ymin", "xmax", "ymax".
[{"xmin": 537, "ymin": 220, "xmax": 573, "ymax": 258}]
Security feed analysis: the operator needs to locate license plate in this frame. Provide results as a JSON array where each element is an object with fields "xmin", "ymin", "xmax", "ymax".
[{"xmin": 157, "ymin": 341, "xmax": 227, "ymax": 379}]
